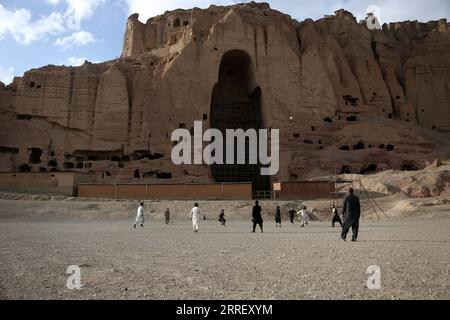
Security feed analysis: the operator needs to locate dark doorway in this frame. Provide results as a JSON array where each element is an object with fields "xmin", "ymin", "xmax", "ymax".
[
  {"xmin": 210, "ymin": 50, "xmax": 270, "ymax": 198},
  {"xmin": 29, "ymin": 148, "xmax": 42, "ymax": 164},
  {"xmin": 18, "ymin": 164, "xmax": 31, "ymax": 172}
]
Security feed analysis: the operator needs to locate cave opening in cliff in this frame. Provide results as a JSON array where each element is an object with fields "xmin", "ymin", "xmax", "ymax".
[
  {"xmin": 343, "ymin": 95, "xmax": 359, "ymax": 106},
  {"xmin": 18, "ymin": 164, "xmax": 31, "ymax": 172},
  {"xmin": 353, "ymin": 142, "xmax": 365, "ymax": 150},
  {"xmin": 340, "ymin": 166, "xmax": 352, "ymax": 174},
  {"xmin": 29, "ymin": 148, "xmax": 42, "ymax": 164},
  {"xmin": 48, "ymin": 160, "xmax": 57, "ymax": 167},
  {"xmin": 210, "ymin": 49, "xmax": 270, "ymax": 198},
  {"xmin": 401, "ymin": 161, "xmax": 419, "ymax": 171},
  {"xmin": 360, "ymin": 164, "xmax": 377, "ymax": 174},
  {"xmin": 63, "ymin": 162, "xmax": 75, "ymax": 169},
  {"xmin": 0, "ymin": 147, "xmax": 19, "ymax": 154},
  {"xmin": 157, "ymin": 172, "xmax": 173, "ymax": 179}
]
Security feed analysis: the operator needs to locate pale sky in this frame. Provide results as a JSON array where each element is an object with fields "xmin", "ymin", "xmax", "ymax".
[{"xmin": 0, "ymin": 0, "xmax": 448, "ymax": 84}]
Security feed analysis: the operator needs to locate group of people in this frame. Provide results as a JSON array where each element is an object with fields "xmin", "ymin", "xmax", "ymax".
[
  {"xmin": 133, "ymin": 202, "xmax": 220, "ymax": 233},
  {"xmin": 133, "ymin": 206, "xmax": 172, "ymax": 228},
  {"xmin": 287, "ymin": 207, "xmax": 313, "ymax": 226},
  {"xmin": 133, "ymin": 187, "xmax": 361, "ymax": 241}
]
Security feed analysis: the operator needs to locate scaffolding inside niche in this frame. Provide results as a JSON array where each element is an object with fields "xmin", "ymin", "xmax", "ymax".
[
  {"xmin": 210, "ymin": 94, "xmax": 271, "ymax": 198},
  {"xmin": 210, "ymin": 50, "xmax": 271, "ymax": 199}
]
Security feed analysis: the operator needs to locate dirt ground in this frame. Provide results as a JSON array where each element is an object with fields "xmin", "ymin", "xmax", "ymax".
[{"xmin": 1, "ymin": 202, "xmax": 449, "ymax": 299}]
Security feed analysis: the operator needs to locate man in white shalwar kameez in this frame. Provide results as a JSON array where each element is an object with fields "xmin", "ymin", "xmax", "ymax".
[
  {"xmin": 297, "ymin": 206, "xmax": 310, "ymax": 227},
  {"xmin": 190, "ymin": 203, "xmax": 202, "ymax": 233},
  {"xmin": 133, "ymin": 202, "xmax": 145, "ymax": 229}
]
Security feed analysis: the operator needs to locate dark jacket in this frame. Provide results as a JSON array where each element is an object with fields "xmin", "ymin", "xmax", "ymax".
[
  {"xmin": 342, "ymin": 194, "xmax": 361, "ymax": 218},
  {"xmin": 275, "ymin": 207, "xmax": 281, "ymax": 222},
  {"xmin": 252, "ymin": 205, "xmax": 263, "ymax": 223}
]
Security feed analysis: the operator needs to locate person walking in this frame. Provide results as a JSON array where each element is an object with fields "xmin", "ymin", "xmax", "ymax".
[
  {"xmin": 340, "ymin": 187, "xmax": 361, "ymax": 242},
  {"xmin": 331, "ymin": 204, "xmax": 342, "ymax": 227},
  {"xmin": 298, "ymin": 206, "xmax": 310, "ymax": 227},
  {"xmin": 164, "ymin": 208, "xmax": 171, "ymax": 225},
  {"xmin": 218, "ymin": 209, "xmax": 226, "ymax": 226},
  {"xmin": 190, "ymin": 203, "xmax": 202, "ymax": 233},
  {"xmin": 252, "ymin": 201, "xmax": 263, "ymax": 233},
  {"xmin": 133, "ymin": 202, "xmax": 145, "ymax": 229},
  {"xmin": 275, "ymin": 206, "xmax": 282, "ymax": 228},
  {"xmin": 288, "ymin": 207, "xmax": 296, "ymax": 224}
]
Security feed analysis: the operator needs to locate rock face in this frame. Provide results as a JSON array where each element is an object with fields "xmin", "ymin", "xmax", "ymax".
[
  {"xmin": 360, "ymin": 163, "xmax": 450, "ymax": 198},
  {"xmin": 0, "ymin": 2, "xmax": 449, "ymax": 193}
]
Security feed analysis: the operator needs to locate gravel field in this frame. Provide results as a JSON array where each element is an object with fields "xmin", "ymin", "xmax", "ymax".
[{"xmin": 1, "ymin": 217, "xmax": 449, "ymax": 300}]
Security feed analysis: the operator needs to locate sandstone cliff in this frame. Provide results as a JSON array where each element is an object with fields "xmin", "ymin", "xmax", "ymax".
[{"xmin": 0, "ymin": 2, "xmax": 449, "ymax": 187}]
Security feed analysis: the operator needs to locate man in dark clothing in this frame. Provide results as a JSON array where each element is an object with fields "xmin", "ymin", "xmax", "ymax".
[
  {"xmin": 252, "ymin": 201, "xmax": 263, "ymax": 233},
  {"xmin": 275, "ymin": 206, "xmax": 281, "ymax": 228},
  {"xmin": 341, "ymin": 187, "xmax": 361, "ymax": 242},
  {"xmin": 164, "ymin": 208, "xmax": 171, "ymax": 225},
  {"xmin": 218, "ymin": 209, "xmax": 226, "ymax": 226},
  {"xmin": 288, "ymin": 208, "xmax": 296, "ymax": 224},
  {"xmin": 331, "ymin": 204, "xmax": 342, "ymax": 227}
]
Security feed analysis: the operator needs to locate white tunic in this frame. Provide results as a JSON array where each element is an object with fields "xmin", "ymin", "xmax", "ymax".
[
  {"xmin": 298, "ymin": 209, "xmax": 309, "ymax": 224},
  {"xmin": 300, "ymin": 209, "xmax": 309, "ymax": 223},
  {"xmin": 134, "ymin": 206, "xmax": 145, "ymax": 225},
  {"xmin": 190, "ymin": 207, "xmax": 201, "ymax": 230}
]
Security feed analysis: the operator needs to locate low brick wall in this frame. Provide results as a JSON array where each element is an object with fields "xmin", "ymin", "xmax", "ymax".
[
  {"xmin": 78, "ymin": 183, "xmax": 252, "ymax": 200},
  {"xmin": 276, "ymin": 181, "xmax": 335, "ymax": 199}
]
